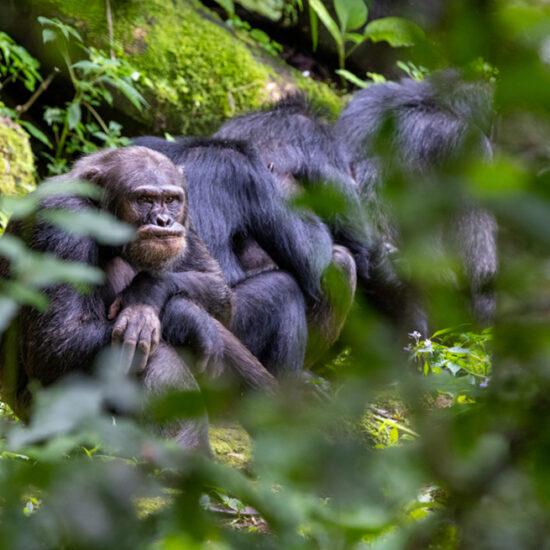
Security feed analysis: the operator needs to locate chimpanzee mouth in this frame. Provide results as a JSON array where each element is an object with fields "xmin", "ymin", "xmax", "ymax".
[{"xmin": 137, "ymin": 225, "xmax": 185, "ymax": 240}]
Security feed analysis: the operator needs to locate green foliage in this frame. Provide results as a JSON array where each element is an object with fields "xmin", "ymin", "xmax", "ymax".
[
  {"xmin": 0, "ymin": 19, "xmax": 147, "ymax": 176},
  {"xmin": 0, "ymin": 32, "xmax": 42, "ymax": 92},
  {"xmin": 337, "ymin": 60, "xmax": 427, "ymax": 89},
  {"xmin": 308, "ymin": 0, "xmax": 425, "ymax": 76},
  {"xmin": 2, "ymin": 0, "xmax": 550, "ymax": 548},
  {"xmin": 225, "ymin": 15, "xmax": 284, "ymax": 57},
  {"xmin": 37, "ymin": 17, "xmax": 147, "ymax": 174}
]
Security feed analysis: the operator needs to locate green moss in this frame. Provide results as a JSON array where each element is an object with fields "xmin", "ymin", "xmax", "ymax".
[
  {"xmin": 294, "ymin": 74, "xmax": 344, "ymax": 121},
  {"xmin": 28, "ymin": 0, "xmax": 341, "ymax": 134},
  {"xmin": 0, "ymin": 118, "xmax": 35, "ymax": 196},
  {"xmin": 209, "ymin": 423, "xmax": 252, "ymax": 469}
]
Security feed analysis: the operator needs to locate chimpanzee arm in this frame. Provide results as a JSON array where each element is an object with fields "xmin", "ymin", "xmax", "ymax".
[
  {"xmin": 17, "ymin": 216, "xmax": 113, "ymax": 384},
  {"xmin": 111, "ymin": 226, "xmax": 233, "ymax": 326},
  {"xmin": 18, "ymin": 208, "xmax": 161, "ymax": 382},
  {"xmin": 161, "ymin": 295, "xmax": 276, "ymax": 392}
]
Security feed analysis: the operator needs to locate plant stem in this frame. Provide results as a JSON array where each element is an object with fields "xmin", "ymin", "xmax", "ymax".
[
  {"xmin": 82, "ymin": 100, "xmax": 109, "ymax": 134},
  {"xmin": 338, "ymin": 43, "xmax": 346, "ymax": 85}
]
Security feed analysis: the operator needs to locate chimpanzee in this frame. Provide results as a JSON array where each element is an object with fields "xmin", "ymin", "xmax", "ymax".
[
  {"xmin": 214, "ymin": 95, "xmax": 427, "ymax": 335},
  {"xmin": 131, "ymin": 136, "xmax": 356, "ymax": 373},
  {"xmin": 335, "ymin": 71, "xmax": 497, "ymax": 324},
  {"xmin": 0, "ymin": 146, "xmax": 276, "ymax": 453}
]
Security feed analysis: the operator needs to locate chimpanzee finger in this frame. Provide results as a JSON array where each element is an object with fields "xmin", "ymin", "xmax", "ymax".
[
  {"xmin": 150, "ymin": 325, "xmax": 160, "ymax": 356},
  {"xmin": 112, "ymin": 315, "xmax": 129, "ymax": 344},
  {"xmin": 108, "ymin": 295, "xmax": 123, "ymax": 320},
  {"xmin": 132, "ymin": 330, "xmax": 152, "ymax": 374},
  {"xmin": 196, "ymin": 356, "xmax": 208, "ymax": 374},
  {"xmin": 121, "ymin": 320, "xmax": 140, "ymax": 373}
]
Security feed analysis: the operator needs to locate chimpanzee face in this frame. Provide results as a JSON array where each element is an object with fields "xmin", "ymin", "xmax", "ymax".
[
  {"xmin": 121, "ymin": 183, "xmax": 188, "ymax": 272},
  {"xmin": 96, "ymin": 148, "xmax": 190, "ymax": 273}
]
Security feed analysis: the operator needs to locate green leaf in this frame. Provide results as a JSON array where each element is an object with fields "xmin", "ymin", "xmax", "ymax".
[
  {"xmin": 309, "ymin": 0, "xmax": 343, "ymax": 47},
  {"xmin": 0, "ymin": 280, "xmax": 49, "ymax": 311},
  {"xmin": 214, "ymin": 0, "xmax": 234, "ymax": 14},
  {"xmin": 109, "ymin": 78, "xmax": 148, "ymax": 111},
  {"xmin": 447, "ymin": 362, "xmax": 462, "ymax": 376},
  {"xmin": 0, "ymin": 181, "xmax": 103, "ymax": 220},
  {"xmin": 41, "ymin": 29, "xmax": 57, "ymax": 44},
  {"xmin": 347, "ymin": 32, "xmax": 367, "ymax": 44},
  {"xmin": 67, "ymin": 101, "xmax": 81, "ymax": 130},
  {"xmin": 309, "ymin": 5, "xmax": 319, "ymax": 51},
  {"xmin": 71, "ymin": 60, "xmax": 101, "ymax": 73},
  {"xmin": 335, "ymin": 69, "xmax": 370, "ymax": 88},
  {"xmin": 335, "ymin": 0, "xmax": 368, "ymax": 32},
  {"xmin": 0, "ymin": 297, "xmax": 20, "ymax": 333},
  {"xmin": 0, "ymin": 235, "xmax": 104, "ymax": 288},
  {"xmin": 18, "ymin": 121, "xmax": 52, "ymax": 148},
  {"xmin": 364, "ymin": 16, "xmax": 425, "ymax": 47},
  {"xmin": 39, "ymin": 208, "xmax": 135, "ymax": 245}
]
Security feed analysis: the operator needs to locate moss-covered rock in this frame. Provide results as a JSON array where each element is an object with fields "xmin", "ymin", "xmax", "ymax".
[
  {"xmin": 210, "ymin": 423, "xmax": 252, "ymax": 469},
  {"xmin": 16, "ymin": 0, "xmax": 342, "ymax": 135},
  {"xmin": 0, "ymin": 117, "xmax": 35, "ymax": 196}
]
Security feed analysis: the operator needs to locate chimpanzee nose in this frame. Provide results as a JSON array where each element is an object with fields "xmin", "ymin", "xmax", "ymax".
[{"xmin": 156, "ymin": 214, "xmax": 172, "ymax": 227}]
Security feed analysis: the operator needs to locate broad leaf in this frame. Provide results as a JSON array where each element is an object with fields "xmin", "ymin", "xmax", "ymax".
[
  {"xmin": 335, "ymin": 0, "xmax": 368, "ymax": 32},
  {"xmin": 364, "ymin": 16, "xmax": 425, "ymax": 47}
]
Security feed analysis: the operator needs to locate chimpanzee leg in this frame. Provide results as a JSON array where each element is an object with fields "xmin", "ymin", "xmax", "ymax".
[
  {"xmin": 142, "ymin": 342, "xmax": 211, "ymax": 454},
  {"xmin": 305, "ymin": 245, "xmax": 357, "ymax": 367},
  {"xmin": 231, "ymin": 271, "xmax": 308, "ymax": 379}
]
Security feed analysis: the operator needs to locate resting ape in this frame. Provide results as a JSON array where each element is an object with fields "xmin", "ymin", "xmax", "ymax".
[
  {"xmin": 335, "ymin": 72, "xmax": 497, "ymax": 324},
  {"xmin": 132, "ymin": 137, "xmax": 351, "ymax": 374},
  {"xmin": 214, "ymin": 96, "xmax": 426, "ymax": 335},
  {"xmin": 0, "ymin": 147, "xmax": 276, "ymax": 453}
]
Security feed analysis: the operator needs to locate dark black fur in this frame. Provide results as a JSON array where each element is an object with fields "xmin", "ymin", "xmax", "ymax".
[
  {"xmin": 214, "ymin": 95, "xmax": 426, "ymax": 334},
  {"xmin": 132, "ymin": 136, "xmax": 338, "ymax": 375},
  {"xmin": 0, "ymin": 147, "xmax": 276, "ymax": 453},
  {"xmin": 335, "ymin": 72, "xmax": 497, "ymax": 324}
]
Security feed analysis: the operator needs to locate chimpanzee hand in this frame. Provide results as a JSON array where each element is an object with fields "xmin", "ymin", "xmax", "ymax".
[
  {"xmin": 109, "ymin": 303, "xmax": 161, "ymax": 374},
  {"xmin": 162, "ymin": 297, "xmax": 225, "ymax": 379},
  {"xmin": 192, "ymin": 320, "xmax": 225, "ymax": 380}
]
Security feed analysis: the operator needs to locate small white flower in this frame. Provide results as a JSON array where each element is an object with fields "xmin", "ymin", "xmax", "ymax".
[
  {"xmin": 302, "ymin": 70, "xmax": 310, "ymax": 78},
  {"xmin": 408, "ymin": 331, "xmax": 422, "ymax": 340},
  {"xmin": 130, "ymin": 71, "xmax": 141, "ymax": 81}
]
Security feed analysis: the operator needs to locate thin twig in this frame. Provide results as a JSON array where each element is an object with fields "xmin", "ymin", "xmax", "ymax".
[{"xmin": 15, "ymin": 68, "xmax": 60, "ymax": 115}]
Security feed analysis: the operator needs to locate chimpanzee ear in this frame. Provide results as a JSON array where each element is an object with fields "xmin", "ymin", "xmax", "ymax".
[{"xmin": 80, "ymin": 166, "xmax": 102, "ymax": 184}]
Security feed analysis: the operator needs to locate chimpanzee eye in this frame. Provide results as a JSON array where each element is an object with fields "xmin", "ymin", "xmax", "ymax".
[
  {"xmin": 165, "ymin": 196, "xmax": 177, "ymax": 204},
  {"xmin": 137, "ymin": 196, "xmax": 148, "ymax": 204}
]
